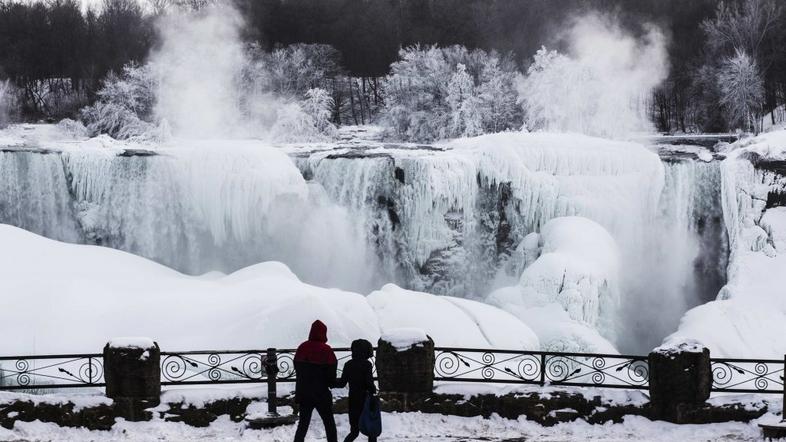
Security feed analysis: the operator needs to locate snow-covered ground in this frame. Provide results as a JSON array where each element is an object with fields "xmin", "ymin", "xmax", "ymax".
[
  {"xmin": 1, "ymin": 408, "xmax": 779, "ymax": 441},
  {"xmin": 0, "ymin": 384, "xmax": 780, "ymax": 441}
]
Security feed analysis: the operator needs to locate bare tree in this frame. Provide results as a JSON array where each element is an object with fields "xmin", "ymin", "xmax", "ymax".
[
  {"xmin": 702, "ymin": 0, "xmax": 781, "ymax": 66},
  {"xmin": 717, "ymin": 49, "xmax": 765, "ymax": 133}
]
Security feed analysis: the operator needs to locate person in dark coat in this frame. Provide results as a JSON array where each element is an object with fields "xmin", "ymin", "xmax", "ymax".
[
  {"xmin": 334, "ymin": 339, "xmax": 376, "ymax": 442},
  {"xmin": 293, "ymin": 320, "xmax": 338, "ymax": 442}
]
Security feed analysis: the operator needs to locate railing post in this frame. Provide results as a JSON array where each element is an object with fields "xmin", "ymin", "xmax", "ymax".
[
  {"xmin": 88, "ymin": 356, "xmax": 93, "ymax": 384},
  {"xmin": 103, "ymin": 338, "xmax": 160, "ymax": 421},
  {"xmin": 376, "ymin": 333, "xmax": 434, "ymax": 394},
  {"xmin": 782, "ymin": 354, "xmax": 785, "ymax": 423},
  {"xmin": 265, "ymin": 348, "xmax": 278, "ymax": 416},
  {"xmin": 648, "ymin": 342, "xmax": 711, "ymax": 423},
  {"xmin": 539, "ymin": 353, "xmax": 546, "ymax": 386}
]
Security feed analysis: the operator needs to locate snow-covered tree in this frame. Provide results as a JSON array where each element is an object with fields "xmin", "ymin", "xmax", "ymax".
[
  {"xmin": 80, "ymin": 63, "xmax": 159, "ymax": 140},
  {"xmin": 447, "ymin": 64, "xmax": 482, "ymax": 138},
  {"xmin": 702, "ymin": 0, "xmax": 781, "ymax": 60},
  {"xmin": 697, "ymin": 0, "xmax": 779, "ymax": 132},
  {"xmin": 302, "ymin": 88, "xmax": 337, "ymax": 137},
  {"xmin": 717, "ymin": 50, "xmax": 765, "ymax": 132},
  {"xmin": 477, "ymin": 56, "xmax": 521, "ymax": 133},
  {"xmin": 270, "ymin": 102, "xmax": 320, "ymax": 142},
  {"xmin": 382, "ymin": 45, "xmax": 453, "ymax": 141},
  {"xmin": 382, "ymin": 45, "xmax": 522, "ymax": 142}
]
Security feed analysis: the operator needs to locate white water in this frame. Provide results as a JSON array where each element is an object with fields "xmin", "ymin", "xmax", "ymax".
[{"xmin": 618, "ymin": 159, "xmax": 726, "ymax": 352}]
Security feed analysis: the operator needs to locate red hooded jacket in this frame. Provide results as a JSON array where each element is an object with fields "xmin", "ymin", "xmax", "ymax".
[
  {"xmin": 295, "ymin": 320, "xmax": 337, "ymax": 365},
  {"xmin": 294, "ymin": 320, "xmax": 337, "ymax": 404}
]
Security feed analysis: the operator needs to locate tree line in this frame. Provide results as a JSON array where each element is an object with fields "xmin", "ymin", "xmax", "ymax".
[{"xmin": 1, "ymin": 0, "xmax": 786, "ymax": 135}]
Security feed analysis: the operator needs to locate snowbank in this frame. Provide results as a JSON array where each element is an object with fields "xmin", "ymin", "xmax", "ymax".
[
  {"xmin": 0, "ymin": 225, "xmax": 538, "ymax": 354},
  {"xmin": 368, "ymin": 284, "xmax": 539, "ymax": 350}
]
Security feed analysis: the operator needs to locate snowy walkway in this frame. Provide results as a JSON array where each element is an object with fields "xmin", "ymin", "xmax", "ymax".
[{"xmin": 1, "ymin": 411, "xmax": 775, "ymax": 441}]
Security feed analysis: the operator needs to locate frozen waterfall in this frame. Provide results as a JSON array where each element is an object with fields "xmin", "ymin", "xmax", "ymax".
[{"xmin": 0, "ymin": 128, "xmax": 731, "ymax": 352}]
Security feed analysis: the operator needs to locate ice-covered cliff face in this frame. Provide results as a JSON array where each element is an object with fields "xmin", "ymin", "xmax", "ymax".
[
  {"xmin": 298, "ymin": 133, "xmax": 666, "ymax": 297},
  {"xmin": 0, "ymin": 134, "xmax": 380, "ymax": 291},
  {"xmin": 666, "ymin": 132, "xmax": 786, "ymax": 358},
  {"xmin": 297, "ymin": 134, "xmax": 727, "ymax": 352},
  {"xmin": 0, "ymin": 126, "xmax": 731, "ymax": 352}
]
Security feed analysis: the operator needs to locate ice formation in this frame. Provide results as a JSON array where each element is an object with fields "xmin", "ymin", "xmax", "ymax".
[{"xmin": 486, "ymin": 216, "xmax": 620, "ymax": 350}]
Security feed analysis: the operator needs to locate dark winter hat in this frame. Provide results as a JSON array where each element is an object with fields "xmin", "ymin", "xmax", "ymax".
[{"xmin": 350, "ymin": 339, "xmax": 373, "ymax": 360}]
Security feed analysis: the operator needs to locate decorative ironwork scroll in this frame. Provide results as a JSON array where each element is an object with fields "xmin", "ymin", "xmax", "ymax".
[
  {"xmin": 160, "ymin": 351, "xmax": 267, "ymax": 385},
  {"xmin": 711, "ymin": 358, "xmax": 784, "ymax": 394},
  {"xmin": 434, "ymin": 348, "xmax": 649, "ymax": 389},
  {"xmin": 0, "ymin": 354, "xmax": 104, "ymax": 390}
]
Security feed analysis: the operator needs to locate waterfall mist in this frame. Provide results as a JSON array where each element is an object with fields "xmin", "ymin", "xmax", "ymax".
[
  {"xmin": 616, "ymin": 160, "xmax": 727, "ymax": 352},
  {"xmin": 519, "ymin": 12, "xmax": 669, "ymax": 138}
]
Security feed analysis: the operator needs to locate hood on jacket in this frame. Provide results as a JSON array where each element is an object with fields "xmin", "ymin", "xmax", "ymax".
[
  {"xmin": 308, "ymin": 320, "xmax": 328, "ymax": 343},
  {"xmin": 350, "ymin": 339, "xmax": 373, "ymax": 360}
]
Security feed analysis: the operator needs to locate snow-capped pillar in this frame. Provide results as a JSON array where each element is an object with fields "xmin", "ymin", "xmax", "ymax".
[
  {"xmin": 103, "ymin": 337, "xmax": 161, "ymax": 421},
  {"xmin": 648, "ymin": 340, "xmax": 711, "ymax": 423},
  {"xmin": 376, "ymin": 329, "xmax": 434, "ymax": 394}
]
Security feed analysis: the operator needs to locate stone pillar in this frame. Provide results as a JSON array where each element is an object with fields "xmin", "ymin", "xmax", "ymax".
[
  {"xmin": 648, "ymin": 341, "xmax": 711, "ymax": 423},
  {"xmin": 376, "ymin": 332, "xmax": 434, "ymax": 393},
  {"xmin": 103, "ymin": 338, "xmax": 161, "ymax": 421}
]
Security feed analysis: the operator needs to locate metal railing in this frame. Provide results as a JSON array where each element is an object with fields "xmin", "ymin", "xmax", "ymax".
[
  {"xmin": 710, "ymin": 358, "xmax": 785, "ymax": 394},
  {"xmin": 160, "ymin": 350, "xmax": 269, "ymax": 386},
  {"xmin": 434, "ymin": 348, "xmax": 649, "ymax": 390},
  {"xmin": 0, "ymin": 348, "xmax": 781, "ymax": 396},
  {"xmin": 0, "ymin": 354, "xmax": 104, "ymax": 390}
]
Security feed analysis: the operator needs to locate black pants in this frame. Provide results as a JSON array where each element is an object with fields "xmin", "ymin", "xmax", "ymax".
[
  {"xmin": 294, "ymin": 400, "xmax": 337, "ymax": 442},
  {"xmin": 343, "ymin": 400, "xmax": 376, "ymax": 442}
]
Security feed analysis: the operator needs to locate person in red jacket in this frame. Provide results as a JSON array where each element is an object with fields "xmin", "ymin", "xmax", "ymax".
[{"xmin": 293, "ymin": 320, "xmax": 338, "ymax": 442}]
